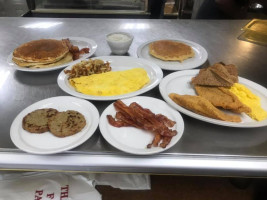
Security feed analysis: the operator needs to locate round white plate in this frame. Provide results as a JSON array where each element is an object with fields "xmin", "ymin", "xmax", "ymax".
[
  {"xmin": 99, "ymin": 96, "xmax": 184, "ymax": 155},
  {"xmin": 10, "ymin": 96, "xmax": 99, "ymax": 154},
  {"xmin": 7, "ymin": 37, "xmax": 97, "ymax": 72},
  {"xmin": 137, "ymin": 38, "xmax": 208, "ymax": 71},
  {"xmin": 159, "ymin": 70, "xmax": 267, "ymax": 128},
  {"xmin": 58, "ymin": 56, "xmax": 163, "ymax": 101}
]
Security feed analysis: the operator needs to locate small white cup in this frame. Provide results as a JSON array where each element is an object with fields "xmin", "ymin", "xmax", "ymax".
[{"xmin": 106, "ymin": 32, "xmax": 134, "ymax": 55}]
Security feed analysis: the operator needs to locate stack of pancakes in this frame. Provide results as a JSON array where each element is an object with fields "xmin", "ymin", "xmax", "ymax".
[
  {"xmin": 12, "ymin": 39, "xmax": 73, "ymax": 69},
  {"xmin": 149, "ymin": 40, "xmax": 195, "ymax": 62}
]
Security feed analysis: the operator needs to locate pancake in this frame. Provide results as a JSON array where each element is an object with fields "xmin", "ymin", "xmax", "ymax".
[
  {"xmin": 30, "ymin": 52, "xmax": 73, "ymax": 69},
  {"xmin": 13, "ymin": 39, "xmax": 69, "ymax": 63},
  {"xmin": 149, "ymin": 40, "xmax": 195, "ymax": 62},
  {"xmin": 13, "ymin": 52, "xmax": 73, "ymax": 69}
]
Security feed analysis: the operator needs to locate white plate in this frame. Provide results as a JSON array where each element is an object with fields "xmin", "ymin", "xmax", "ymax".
[
  {"xmin": 99, "ymin": 96, "xmax": 184, "ymax": 155},
  {"xmin": 10, "ymin": 96, "xmax": 99, "ymax": 154},
  {"xmin": 137, "ymin": 39, "xmax": 208, "ymax": 71},
  {"xmin": 57, "ymin": 56, "xmax": 163, "ymax": 101},
  {"xmin": 7, "ymin": 37, "xmax": 97, "ymax": 72},
  {"xmin": 159, "ymin": 70, "xmax": 267, "ymax": 128}
]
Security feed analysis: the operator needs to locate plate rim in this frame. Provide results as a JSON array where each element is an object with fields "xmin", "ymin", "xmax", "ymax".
[
  {"xmin": 10, "ymin": 96, "xmax": 100, "ymax": 154},
  {"xmin": 137, "ymin": 38, "xmax": 208, "ymax": 71},
  {"xmin": 57, "ymin": 56, "xmax": 163, "ymax": 101},
  {"xmin": 159, "ymin": 69, "xmax": 267, "ymax": 128},
  {"xmin": 7, "ymin": 36, "xmax": 97, "ymax": 72},
  {"xmin": 99, "ymin": 96, "xmax": 185, "ymax": 155}
]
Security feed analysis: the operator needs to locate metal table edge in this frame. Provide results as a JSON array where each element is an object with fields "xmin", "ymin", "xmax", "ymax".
[{"xmin": 0, "ymin": 151, "xmax": 267, "ymax": 177}]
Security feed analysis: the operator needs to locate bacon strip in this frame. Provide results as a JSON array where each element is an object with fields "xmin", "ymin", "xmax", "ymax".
[
  {"xmin": 107, "ymin": 115, "xmax": 129, "ymax": 127},
  {"xmin": 147, "ymin": 133, "xmax": 162, "ymax": 148},
  {"xmin": 156, "ymin": 114, "xmax": 176, "ymax": 127},
  {"xmin": 160, "ymin": 137, "xmax": 172, "ymax": 148},
  {"xmin": 107, "ymin": 100, "xmax": 177, "ymax": 148},
  {"xmin": 62, "ymin": 38, "xmax": 90, "ymax": 61}
]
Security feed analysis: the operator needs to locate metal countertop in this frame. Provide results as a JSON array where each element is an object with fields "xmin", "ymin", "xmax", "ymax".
[{"xmin": 0, "ymin": 17, "xmax": 267, "ymax": 177}]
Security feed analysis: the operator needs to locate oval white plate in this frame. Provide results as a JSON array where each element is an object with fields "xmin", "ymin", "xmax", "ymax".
[
  {"xmin": 58, "ymin": 56, "xmax": 163, "ymax": 101},
  {"xmin": 99, "ymin": 96, "xmax": 184, "ymax": 155},
  {"xmin": 7, "ymin": 37, "xmax": 97, "ymax": 72},
  {"xmin": 159, "ymin": 70, "xmax": 267, "ymax": 128},
  {"xmin": 137, "ymin": 38, "xmax": 208, "ymax": 71},
  {"xmin": 10, "ymin": 96, "xmax": 99, "ymax": 154}
]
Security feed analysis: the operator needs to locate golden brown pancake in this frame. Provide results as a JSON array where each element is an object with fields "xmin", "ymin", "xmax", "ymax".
[
  {"xmin": 29, "ymin": 52, "xmax": 73, "ymax": 69},
  {"xmin": 13, "ymin": 52, "xmax": 73, "ymax": 69},
  {"xmin": 13, "ymin": 39, "xmax": 69, "ymax": 63},
  {"xmin": 149, "ymin": 40, "xmax": 194, "ymax": 62}
]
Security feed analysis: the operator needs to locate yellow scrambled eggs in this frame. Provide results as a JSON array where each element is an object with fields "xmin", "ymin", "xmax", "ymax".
[
  {"xmin": 229, "ymin": 83, "xmax": 267, "ymax": 121},
  {"xmin": 70, "ymin": 68, "xmax": 150, "ymax": 96}
]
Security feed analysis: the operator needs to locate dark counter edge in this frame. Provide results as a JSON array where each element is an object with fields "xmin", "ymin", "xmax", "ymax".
[{"xmin": 0, "ymin": 151, "xmax": 267, "ymax": 177}]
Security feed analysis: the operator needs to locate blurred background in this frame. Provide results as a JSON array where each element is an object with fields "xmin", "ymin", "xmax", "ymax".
[{"xmin": 0, "ymin": 0, "xmax": 266, "ymax": 19}]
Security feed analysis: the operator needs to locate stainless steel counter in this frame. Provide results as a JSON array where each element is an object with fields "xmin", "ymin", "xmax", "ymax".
[{"xmin": 1, "ymin": 17, "xmax": 267, "ymax": 177}]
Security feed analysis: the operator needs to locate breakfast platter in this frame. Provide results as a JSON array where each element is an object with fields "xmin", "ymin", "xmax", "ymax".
[
  {"xmin": 99, "ymin": 96, "xmax": 184, "ymax": 155},
  {"xmin": 10, "ymin": 96, "xmax": 99, "ymax": 154},
  {"xmin": 7, "ymin": 37, "xmax": 97, "ymax": 72},
  {"xmin": 57, "ymin": 56, "xmax": 163, "ymax": 101},
  {"xmin": 3, "ymin": 17, "xmax": 267, "ymax": 177},
  {"xmin": 137, "ymin": 38, "xmax": 208, "ymax": 71},
  {"xmin": 159, "ymin": 69, "xmax": 267, "ymax": 128},
  {"xmin": 6, "ymin": 28, "xmax": 267, "ymax": 158}
]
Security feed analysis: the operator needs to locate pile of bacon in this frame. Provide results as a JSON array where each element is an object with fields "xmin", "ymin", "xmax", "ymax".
[
  {"xmin": 62, "ymin": 38, "xmax": 90, "ymax": 60},
  {"xmin": 107, "ymin": 100, "xmax": 177, "ymax": 148}
]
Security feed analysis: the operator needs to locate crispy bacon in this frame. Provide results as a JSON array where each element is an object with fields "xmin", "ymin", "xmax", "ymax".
[
  {"xmin": 62, "ymin": 38, "xmax": 90, "ymax": 61},
  {"xmin": 156, "ymin": 114, "xmax": 176, "ymax": 127},
  {"xmin": 80, "ymin": 47, "xmax": 90, "ymax": 54},
  {"xmin": 115, "ymin": 112, "xmax": 142, "ymax": 129},
  {"xmin": 107, "ymin": 100, "xmax": 177, "ymax": 148},
  {"xmin": 160, "ymin": 136, "xmax": 172, "ymax": 148},
  {"xmin": 147, "ymin": 133, "xmax": 162, "ymax": 148},
  {"xmin": 107, "ymin": 115, "xmax": 129, "ymax": 127},
  {"xmin": 114, "ymin": 100, "xmax": 136, "ymax": 119}
]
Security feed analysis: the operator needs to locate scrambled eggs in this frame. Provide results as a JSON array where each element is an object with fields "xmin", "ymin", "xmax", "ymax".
[
  {"xmin": 229, "ymin": 83, "xmax": 267, "ymax": 121},
  {"xmin": 70, "ymin": 68, "xmax": 150, "ymax": 96}
]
